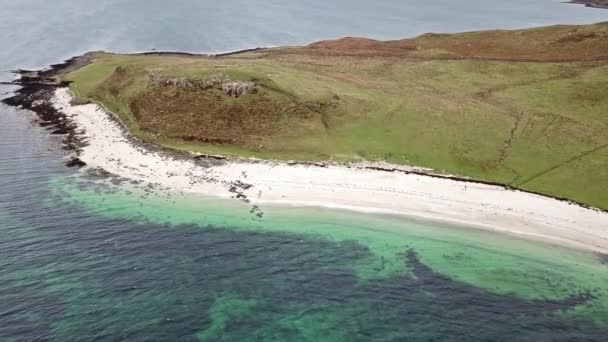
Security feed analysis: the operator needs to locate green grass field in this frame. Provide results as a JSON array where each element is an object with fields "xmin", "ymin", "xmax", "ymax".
[{"xmin": 62, "ymin": 23, "xmax": 608, "ymax": 210}]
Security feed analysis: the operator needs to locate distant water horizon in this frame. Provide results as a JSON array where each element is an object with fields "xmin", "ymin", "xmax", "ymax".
[
  {"xmin": 1, "ymin": 0, "xmax": 607, "ymax": 75},
  {"xmin": 2, "ymin": 1, "xmax": 608, "ymax": 340}
]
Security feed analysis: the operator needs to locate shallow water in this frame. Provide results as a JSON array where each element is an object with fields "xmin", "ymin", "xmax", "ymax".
[{"xmin": 1, "ymin": 1, "xmax": 608, "ymax": 340}]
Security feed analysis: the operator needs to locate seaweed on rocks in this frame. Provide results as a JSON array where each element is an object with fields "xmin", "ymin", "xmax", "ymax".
[
  {"xmin": 597, "ymin": 253, "xmax": 608, "ymax": 265},
  {"xmin": 1, "ymin": 53, "xmax": 96, "ymax": 153},
  {"xmin": 65, "ymin": 157, "xmax": 86, "ymax": 168}
]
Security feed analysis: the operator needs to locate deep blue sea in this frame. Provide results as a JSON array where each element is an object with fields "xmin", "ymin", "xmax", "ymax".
[{"xmin": 1, "ymin": 1, "xmax": 608, "ymax": 340}]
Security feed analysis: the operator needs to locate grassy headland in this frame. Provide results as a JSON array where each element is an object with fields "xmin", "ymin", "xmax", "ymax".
[{"xmin": 62, "ymin": 23, "xmax": 608, "ymax": 209}]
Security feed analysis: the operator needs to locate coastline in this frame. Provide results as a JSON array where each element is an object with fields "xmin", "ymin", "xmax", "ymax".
[
  {"xmin": 47, "ymin": 86, "xmax": 608, "ymax": 254},
  {"xmin": 5, "ymin": 4, "xmax": 608, "ymax": 340},
  {"xmin": 3, "ymin": 51, "xmax": 608, "ymax": 256}
]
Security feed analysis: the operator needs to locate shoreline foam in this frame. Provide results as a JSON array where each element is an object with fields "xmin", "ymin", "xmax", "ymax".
[{"xmin": 51, "ymin": 87, "xmax": 608, "ymax": 254}]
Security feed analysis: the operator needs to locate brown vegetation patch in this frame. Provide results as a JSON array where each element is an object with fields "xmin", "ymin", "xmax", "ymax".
[
  {"xmin": 553, "ymin": 31, "xmax": 607, "ymax": 43},
  {"xmin": 131, "ymin": 87, "xmax": 294, "ymax": 145},
  {"xmin": 274, "ymin": 22, "xmax": 608, "ymax": 61},
  {"xmin": 306, "ymin": 37, "xmax": 416, "ymax": 57}
]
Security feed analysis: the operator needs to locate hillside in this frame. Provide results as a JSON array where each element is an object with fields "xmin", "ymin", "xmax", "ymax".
[{"xmin": 61, "ymin": 23, "xmax": 608, "ymax": 209}]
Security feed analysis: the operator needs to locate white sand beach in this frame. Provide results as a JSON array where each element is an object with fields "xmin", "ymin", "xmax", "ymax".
[{"xmin": 52, "ymin": 88, "xmax": 608, "ymax": 254}]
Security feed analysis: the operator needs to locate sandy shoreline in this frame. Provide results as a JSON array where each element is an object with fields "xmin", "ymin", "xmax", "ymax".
[{"xmin": 51, "ymin": 88, "xmax": 608, "ymax": 254}]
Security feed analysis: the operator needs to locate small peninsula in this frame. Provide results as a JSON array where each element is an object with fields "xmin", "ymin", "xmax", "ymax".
[
  {"xmin": 61, "ymin": 22, "xmax": 608, "ymax": 209},
  {"xmin": 570, "ymin": 0, "xmax": 608, "ymax": 9},
  {"xmin": 4, "ymin": 22, "xmax": 608, "ymax": 253}
]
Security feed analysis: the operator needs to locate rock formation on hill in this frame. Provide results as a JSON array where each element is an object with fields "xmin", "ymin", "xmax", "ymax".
[{"xmin": 146, "ymin": 71, "xmax": 257, "ymax": 97}]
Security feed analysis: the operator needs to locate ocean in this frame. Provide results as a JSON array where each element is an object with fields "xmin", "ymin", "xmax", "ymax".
[{"xmin": 1, "ymin": 0, "xmax": 608, "ymax": 340}]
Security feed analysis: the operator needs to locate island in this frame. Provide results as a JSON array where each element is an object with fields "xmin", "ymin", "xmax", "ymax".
[
  {"xmin": 570, "ymin": 0, "xmax": 608, "ymax": 9},
  {"xmin": 4, "ymin": 22, "xmax": 608, "ymax": 253}
]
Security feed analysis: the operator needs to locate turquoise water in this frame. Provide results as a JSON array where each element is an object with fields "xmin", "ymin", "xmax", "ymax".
[
  {"xmin": 2, "ymin": 1, "xmax": 608, "ymax": 340},
  {"xmin": 1, "ymin": 174, "xmax": 607, "ymax": 340}
]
